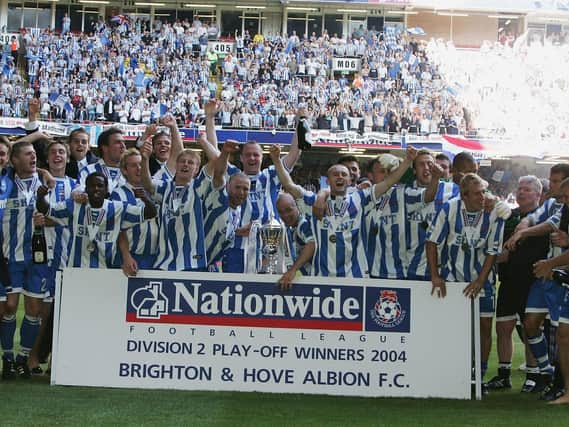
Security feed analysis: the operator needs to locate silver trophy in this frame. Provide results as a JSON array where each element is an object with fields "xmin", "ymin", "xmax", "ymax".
[{"xmin": 259, "ymin": 216, "xmax": 284, "ymax": 274}]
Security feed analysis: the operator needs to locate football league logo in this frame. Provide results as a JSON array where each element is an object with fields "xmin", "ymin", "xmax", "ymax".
[
  {"xmin": 370, "ymin": 289, "xmax": 407, "ymax": 329},
  {"xmin": 130, "ymin": 281, "xmax": 169, "ymax": 320}
]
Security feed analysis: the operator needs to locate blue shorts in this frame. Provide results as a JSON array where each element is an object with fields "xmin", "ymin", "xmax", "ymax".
[
  {"xmin": 558, "ymin": 289, "xmax": 569, "ymax": 325},
  {"xmin": 8, "ymin": 261, "xmax": 49, "ymax": 298},
  {"xmin": 0, "ymin": 249, "xmax": 11, "ymax": 288},
  {"xmin": 406, "ymin": 274, "xmax": 430, "ymax": 281},
  {"xmin": 222, "ymin": 248, "xmax": 245, "ymax": 273},
  {"xmin": 43, "ymin": 260, "xmax": 61, "ymax": 302},
  {"xmin": 0, "ymin": 283, "xmax": 6, "ymax": 302},
  {"xmin": 525, "ymin": 278, "xmax": 565, "ymax": 324},
  {"xmin": 479, "ymin": 281, "xmax": 495, "ymax": 318},
  {"xmin": 133, "ymin": 254, "xmax": 157, "ymax": 270}
]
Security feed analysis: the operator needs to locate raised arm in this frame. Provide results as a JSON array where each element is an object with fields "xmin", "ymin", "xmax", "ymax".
[
  {"xmin": 281, "ymin": 108, "xmax": 304, "ymax": 170},
  {"xmin": 423, "ymin": 163, "xmax": 443, "ymax": 203},
  {"xmin": 133, "ymin": 187, "xmax": 157, "ymax": 220},
  {"xmin": 138, "ymin": 123, "xmax": 157, "ymax": 148},
  {"xmin": 16, "ymin": 130, "xmax": 54, "ymax": 145},
  {"xmin": 204, "ymin": 100, "xmax": 222, "ymax": 157},
  {"xmin": 37, "ymin": 167, "xmax": 56, "ymax": 189},
  {"xmin": 268, "ymin": 145, "xmax": 303, "ymax": 199},
  {"xmin": 161, "ymin": 115, "xmax": 183, "ymax": 175},
  {"xmin": 25, "ymin": 98, "xmax": 40, "ymax": 133},
  {"xmin": 213, "ymin": 140, "xmax": 239, "ymax": 189},
  {"xmin": 139, "ymin": 139, "xmax": 156, "ymax": 195},
  {"xmin": 35, "ymin": 185, "xmax": 50, "ymax": 215},
  {"xmin": 198, "ymin": 132, "xmax": 220, "ymax": 178},
  {"xmin": 373, "ymin": 146, "xmax": 417, "ymax": 199}
]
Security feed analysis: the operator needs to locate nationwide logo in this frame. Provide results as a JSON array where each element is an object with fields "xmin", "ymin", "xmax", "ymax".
[
  {"xmin": 126, "ymin": 278, "xmax": 365, "ymax": 331},
  {"xmin": 130, "ymin": 281, "xmax": 169, "ymax": 320},
  {"xmin": 365, "ymin": 287, "xmax": 410, "ymax": 333}
]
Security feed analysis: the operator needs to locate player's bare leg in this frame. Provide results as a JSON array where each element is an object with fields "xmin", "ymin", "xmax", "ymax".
[{"xmin": 550, "ymin": 323, "xmax": 569, "ymax": 404}]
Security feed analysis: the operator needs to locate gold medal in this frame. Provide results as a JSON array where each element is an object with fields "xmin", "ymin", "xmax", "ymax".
[{"xmin": 329, "ymin": 235, "xmax": 337, "ymax": 243}]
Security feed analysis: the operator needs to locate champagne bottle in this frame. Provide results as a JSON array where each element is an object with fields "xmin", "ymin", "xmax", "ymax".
[
  {"xmin": 32, "ymin": 226, "xmax": 47, "ymax": 264},
  {"xmin": 297, "ymin": 116, "xmax": 313, "ymax": 150}
]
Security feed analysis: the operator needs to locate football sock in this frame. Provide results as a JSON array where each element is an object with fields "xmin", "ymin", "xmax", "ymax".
[
  {"xmin": 481, "ymin": 361, "xmax": 488, "ymax": 379},
  {"xmin": 1, "ymin": 314, "xmax": 16, "ymax": 360},
  {"xmin": 498, "ymin": 363, "xmax": 511, "ymax": 378},
  {"xmin": 18, "ymin": 315, "xmax": 41, "ymax": 359},
  {"xmin": 527, "ymin": 333, "xmax": 554, "ymax": 376},
  {"xmin": 548, "ymin": 324, "xmax": 558, "ymax": 364}
]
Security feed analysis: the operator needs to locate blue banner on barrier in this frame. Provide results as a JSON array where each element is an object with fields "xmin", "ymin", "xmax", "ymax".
[{"xmin": 126, "ymin": 277, "xmax": 412, "ymax": 334}]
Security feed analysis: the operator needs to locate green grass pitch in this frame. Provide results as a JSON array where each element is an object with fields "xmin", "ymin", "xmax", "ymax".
[{"xmin": 0, "ymin": 302, "xmax": 566, "ymax": 426}]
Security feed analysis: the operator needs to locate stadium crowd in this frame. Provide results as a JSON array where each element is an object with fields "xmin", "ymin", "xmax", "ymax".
[
  {"xmin": 426, "ymin": 33, "xmax": 569, "ymax": 143},
  {"xmin": 1, "ymin": 16, "xmax": 465, "ymax": 135}
]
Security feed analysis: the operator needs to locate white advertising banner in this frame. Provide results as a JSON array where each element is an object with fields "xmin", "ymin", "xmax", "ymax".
[
  {"xmin": 52, "ymin": 269, "xmax": 475, "ymax": 399},
  {"xmin": 332, "ymin": 58, "xmax": 361, "ymax": 73},
  {"xmin": 0, "ymin": 117, "xmax": 69, "ymax": 136}
]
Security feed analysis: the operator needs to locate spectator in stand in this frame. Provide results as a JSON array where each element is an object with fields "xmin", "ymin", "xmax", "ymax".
[
  {"xmin": 0, "ymin": 20, "xmax": 465, "ymax": 136},
  {"xmin": 65, "ymin": 127, "xmax": 98, "ymax": 180}
]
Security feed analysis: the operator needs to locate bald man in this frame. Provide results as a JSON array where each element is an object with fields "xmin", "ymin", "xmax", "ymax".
[{"xmin": 276, "ymin": 192, "xmax": 315, "ymax": 290}]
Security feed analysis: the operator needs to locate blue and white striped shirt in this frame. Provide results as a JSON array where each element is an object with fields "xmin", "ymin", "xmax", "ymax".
[
  {"xmin": 153, "ymin": 165, "xmax": 174, "ymax": 182},
  {"xmin": 545, "ymin": 204, "xmax": 568, "ymax": 259},
  {"xmin": 427, "ymin": 198, "xmax": 504, "ymax": 286},
  {"xmin": 297, "ymin": 188, "xmax": 372, "ymax": 278},
  {"xmin": 153, "ymin": 175, "xmax": 209, "ymax": 271},
  {"xmin": 47, "ymin": 199, "xmax": 145, "ymax": 268},
  {"xmin": 528, "ymin": 197, "xmax": 563, "ymax": 258},
  {"xmin": 78, "ymin": 159, "xmax": 126, "ymax": 194},
  {"xmin": 406, "ymin": 181, "xmax": 458, "ymax": 279},
  {"xmin": 528, "ymin": 198, "xmax": 562, "ymax": 226},
  {"xmin": 364, "ymin": 184, "xmax": 426, "ymax": 279},
  {"xmin": 2, "ymin": 173, "xmax": 43, "ymax": 262},
  {"xmin": 45, "ymin": 176, "xmax": 77, "ymax": 268},
  {"xmin": 0, "ymin": 169, "xmax": 14, "ymax": 221},
  {"xmin": 283, "ymin": 214, "xmax": 314, "ymax": 276},
  {"xmin": 202, "ymin": 184, "xmax": 240, "ymax": 265},
  {"xmin": 222, "ymin": 164, "xmax": 283, "ymax": 272},
  {"xmin": 110, "ymin": 183, "xmax": 159, "ymax": 258}
]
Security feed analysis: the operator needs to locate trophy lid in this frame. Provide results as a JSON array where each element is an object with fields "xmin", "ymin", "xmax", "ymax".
[{"xmin": 262, "ymin": 214, "xmax": 282, "ymax": 231}]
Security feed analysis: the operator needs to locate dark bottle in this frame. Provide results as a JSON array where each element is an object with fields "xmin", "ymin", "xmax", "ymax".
[
  {"xmin": 32, "ymin": 226, "xmax": 47, "ymax": 264},
  {"xmin": 297, "ymin": 116, "xmax": 313, "ymax": 150}
]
